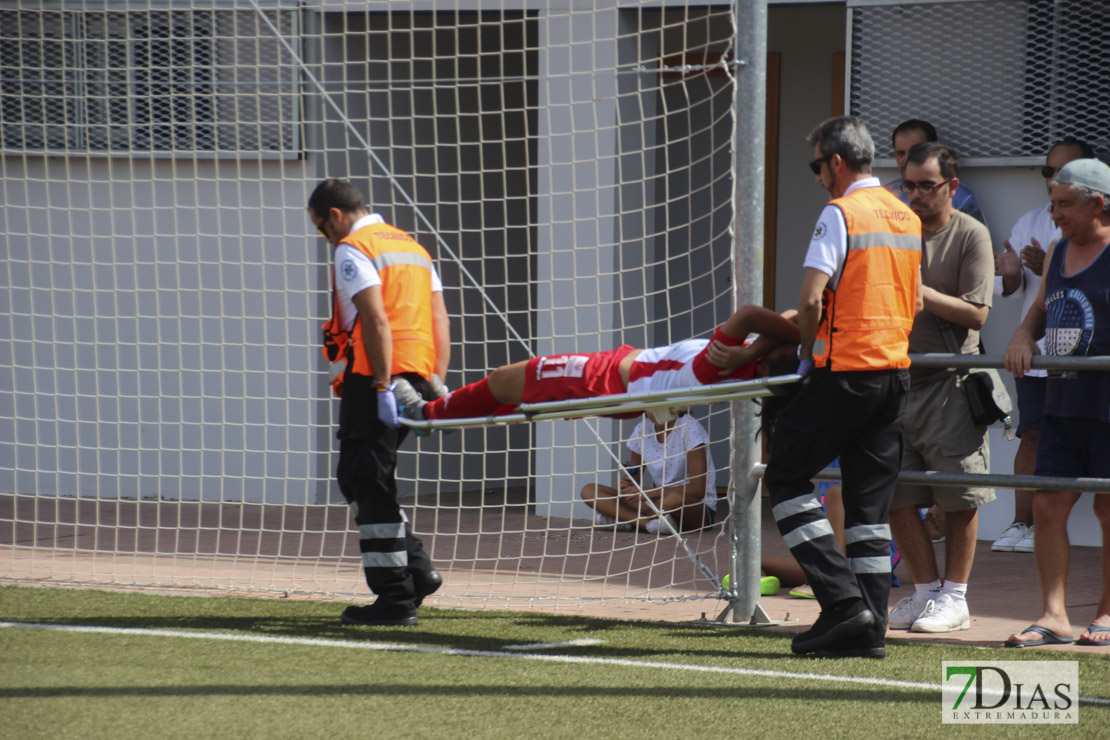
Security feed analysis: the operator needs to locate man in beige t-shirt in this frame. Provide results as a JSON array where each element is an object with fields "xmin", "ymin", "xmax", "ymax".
[{"xmin": 887, "ymin": 142, "xmax": 995, "ymax": 635}]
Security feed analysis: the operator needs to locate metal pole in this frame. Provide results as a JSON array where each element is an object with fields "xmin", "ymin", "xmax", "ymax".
[
  {"xmin": 728, "ymin": 0, "xmax": 769, "ymax": 625},
  {"xmin": 908, "ymin": 354, "xmax": 1110, "ymax": 371}
]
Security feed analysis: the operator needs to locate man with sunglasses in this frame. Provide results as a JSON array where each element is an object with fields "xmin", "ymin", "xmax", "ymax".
[
  {"xmin": 887, "ymin": 142, "xmax": 995, "ymax": 634},
  {"xmin": 990, "ymin": 139, "xmax": 1093, "ymax": 556},
  {"xmin": 764, "ymin": 116, "xmax": 922, "ymax": 659},
  {"xmin": 309, "ymin": 178, "xmax": 451, "ymax": 627}
]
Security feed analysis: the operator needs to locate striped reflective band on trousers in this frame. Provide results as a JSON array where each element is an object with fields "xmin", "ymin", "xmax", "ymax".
[
  {"xmin": 773, "ymin": 494, "xmax": 832, "ymax": 549},
  {"xmin": 773, "ymin": 495, "xmax": 892, "ymax": 573},
  {"xmin": 845, "ymin": 523, "xmax": 892, "ymax": 574},
  {"xmin": 357, "ymin": 517, "xmax": 410, "ymax": 568}
]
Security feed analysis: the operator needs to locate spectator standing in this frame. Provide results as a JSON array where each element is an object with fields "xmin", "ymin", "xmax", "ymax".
[
  {"xmin": 991, "ymin": 138, "xmax": 1094, "ymax": 554},
  {"xmin": 764, "ymin": 115, "xmax": 922, "ymax": 659},
  {"xmin": 886, "ymin": 143, "xmax": 995, "ymax": 634},
  {"xmin": 1005, "ymin": 159, "xmax": 1110, "ymax": 648},
  {"xmin": 309, "ymin": 179, "xmax": 451, "ymax": 627},
  {"xmin": 885, "ymin": 119, "xmax": 986, "ymax": 225}
]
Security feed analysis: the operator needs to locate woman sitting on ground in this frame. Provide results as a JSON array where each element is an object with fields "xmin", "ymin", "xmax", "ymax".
[{"xmin": 580, "ymin": 409, "xmax": 717, "ymax": 534}]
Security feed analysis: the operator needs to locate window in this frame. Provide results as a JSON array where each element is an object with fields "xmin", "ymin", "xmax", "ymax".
[
  {"xmin": 848, "ymin": 0, "xmax": 1109, "ymax": 163},
  {"xmin": 0, "ymin": 7, "xmax": 299, "ymax": 155}
]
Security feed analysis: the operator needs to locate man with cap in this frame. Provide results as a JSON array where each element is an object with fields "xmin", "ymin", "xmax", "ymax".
[
  {"xmin": 1004, "ymin": 158, "xmax": 1110, "ymax": 648},
  {"xmin": 990, "ymin": 138, "xmax": 1093, "ymax": 555}
]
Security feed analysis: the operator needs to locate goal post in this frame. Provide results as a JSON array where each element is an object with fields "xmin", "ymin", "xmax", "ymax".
[{"xmin": 1, "ymin": 0, "xmax": 768, "ymax": 616}]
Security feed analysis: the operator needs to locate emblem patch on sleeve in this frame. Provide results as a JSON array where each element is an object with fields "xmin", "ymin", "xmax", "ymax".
[
  {"xmin": 813, "ymin": 222, "xmax": 827, "ymax": 239},
  {"xmin": 340, "ymin": 260, "xmax": 358, "ymax": 281}
]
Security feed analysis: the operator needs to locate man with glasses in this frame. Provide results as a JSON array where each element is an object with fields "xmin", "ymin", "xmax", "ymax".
[
  {"xmin": 309, "ymin": 178, "xmax": 451, "ymax": 627},
  {"xmin": 990, "ymin": 138, "xmax": 1094, "ymax": 555},
  {"xmin": 764, "ymin": 116, "xmax": 922, "ymax": 659},
  {"xmin": 885, "ymin": 119, "xmax": 986, "ymax": 225},
  {"xmin": 886, "ymin": 142, "xmax": 995, "ymax": 634}
]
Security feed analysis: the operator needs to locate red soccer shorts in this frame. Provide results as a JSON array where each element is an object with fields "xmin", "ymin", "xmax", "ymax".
[{"xmin": 521, "ymin": 345, "xmax": 636, "ymax": 404}]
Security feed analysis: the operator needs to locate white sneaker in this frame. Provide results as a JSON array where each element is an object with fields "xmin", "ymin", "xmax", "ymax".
[
  {"xmin": 1013, "ymin": 525, "xmax": 1035, "ymax": 553},
  {"xmin": 911, "ymin": 593, "xmax": 970, "ymax": 632},
  {"xmin": 888, "ymin": 589, "xmax": 937, "ymax": 630},
  {"xmin": 594, "ymin": 512, "xmax": 633, "ymax": 532},
  {"xmin": 991, "ymin": 521, "xmax": 1029, "ymax": 552},
  {"xmin": 645, "ymin": 515, "xmax": 677, "ymax": 535}
]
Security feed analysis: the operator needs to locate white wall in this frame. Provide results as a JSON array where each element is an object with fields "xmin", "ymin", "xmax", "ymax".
[{"xmin": 1, "ymin": 154, "xmax": 329, "ymax": 505}]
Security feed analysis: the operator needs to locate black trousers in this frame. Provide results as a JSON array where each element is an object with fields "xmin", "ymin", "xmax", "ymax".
[
  {"xmin": 336, "ymin": 372, "xmax": 435, "ymax": 613},
  {"xmin": 764, "ymin": 367, "xmax": 908, "ymax": 633}
]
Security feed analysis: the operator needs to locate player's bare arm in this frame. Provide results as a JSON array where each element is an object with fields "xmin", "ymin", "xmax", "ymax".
[{"xmin": 704, "ymin": 306, "xmax": 800, "ymax": 373}]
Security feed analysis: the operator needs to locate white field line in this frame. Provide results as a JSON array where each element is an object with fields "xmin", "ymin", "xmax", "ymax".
[
  {"xmin": 504, "ymin": 638, "xmax": 606, "ymax": 650},
  {"xmin": 3, "ymin": 620, "xmax": 1108, "ymax": 706}
]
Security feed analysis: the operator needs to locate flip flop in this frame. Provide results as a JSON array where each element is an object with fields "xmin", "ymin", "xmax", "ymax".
[
  {"xmin": 1004, "ymin": 624, "xmax": 1075, "ymax": 648},
  {"xmin": 1076, "ymin": 624, "xmax": 1110, "ymax": 647}
]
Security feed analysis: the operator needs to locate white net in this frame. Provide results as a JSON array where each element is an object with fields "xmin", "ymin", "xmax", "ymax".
[{"xmin": 1, "ymin": 0, "xmax": 752, "ymax": 614}]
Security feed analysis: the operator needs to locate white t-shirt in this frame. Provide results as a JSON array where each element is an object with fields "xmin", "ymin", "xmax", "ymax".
[
  {"xmin": 993, "ymin": 203, "xmax": 1057, "ymax": 377},
  {"xmin": 803, "ymin": 177, "xmax": 884, "ymax": 277},
  {"xmin": 332, "ymin": 214, "xmax": 444, "ymax": 331},
  {"xmin": 626, "ymin": 414, "xmax": 717, "ymax": 511}
]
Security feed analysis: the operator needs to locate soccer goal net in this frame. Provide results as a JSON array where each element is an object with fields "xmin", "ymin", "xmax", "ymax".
[{"xmin": 1, "ymin": 0, "xmax": 760, "ymax": 616}]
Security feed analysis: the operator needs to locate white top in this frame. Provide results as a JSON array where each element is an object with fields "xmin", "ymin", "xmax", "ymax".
[
  {"xmin": 627, "ymin": 414, "xmax": 717, "ymax": 511},
  {"xmin": 993, "ymin": 203, "xmax": 1057, "ymax": 377},
  {"xmin": 332, "ymin": 214, "xmax": 443, "ymax": 331},
  {"xmin": 803, "ymin": 177, "xmax": 883, "ymax": 277}
]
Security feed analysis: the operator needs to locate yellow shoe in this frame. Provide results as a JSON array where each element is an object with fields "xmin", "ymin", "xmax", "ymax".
[
  {"xmin": 760, "ymin": 576, "xmax": 780, "ymax": 596},
  {"xmin": 789, "ymin": 583, "xmax": 816, "ymax": 599}
]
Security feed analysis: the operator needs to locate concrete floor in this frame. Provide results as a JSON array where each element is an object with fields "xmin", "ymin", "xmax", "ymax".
[{"xmin": 2, "ymin": 491, "xmax": 1106, "ymax": 653}]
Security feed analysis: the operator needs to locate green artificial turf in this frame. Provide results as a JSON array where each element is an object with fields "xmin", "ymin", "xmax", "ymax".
[{"xmin": 1, "ymin": 585, "xmax": 1108, "ymax": 739}]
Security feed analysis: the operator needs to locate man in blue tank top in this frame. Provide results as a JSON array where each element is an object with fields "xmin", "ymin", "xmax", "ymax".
[{"xmin": 1004, "ymin": 158, "xmax": 1110, "ymax": 648}]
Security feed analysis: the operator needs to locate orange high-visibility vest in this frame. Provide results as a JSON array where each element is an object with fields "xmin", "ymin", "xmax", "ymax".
[
  {"xmin": 321, "ymin": 222, "xmax": 437, "ymax": 389},
  {"xmin": 813, "ymin": 186, "xmax": 922, "ymax": 372}
]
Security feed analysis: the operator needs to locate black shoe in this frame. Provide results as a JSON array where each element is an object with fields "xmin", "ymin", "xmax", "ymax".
[
  {"xmin": 341, "ymin": 603, "xmax": 418, "ymax": 627},
  {"xmin": 791, "ymin": 599, "xmax": 875, "ymax": 655},
  {"xmin": 413, "ymin": 569, "xmax": 443, "ymax": 608},
  {"xmin": 812, "ymin": 644, "xmax": 886, "ymax": 659},
  {"xmin": 811, "ymin": 632, "xmax": 886, "ymax": 659}
]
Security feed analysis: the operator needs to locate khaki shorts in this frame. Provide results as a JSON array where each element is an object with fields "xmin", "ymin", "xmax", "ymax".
[{"xmin": 892, "ymin": 373, "xmax": 994, "ymax": 512}]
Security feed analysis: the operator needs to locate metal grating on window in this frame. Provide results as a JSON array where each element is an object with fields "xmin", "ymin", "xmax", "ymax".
[
  {"xmin": 0, "ymin": 7, "xmax": 300, "ymax": 155},
  {"xmin": 848, "ymin": 0, "xmax": 1110, "ymax": 164}
]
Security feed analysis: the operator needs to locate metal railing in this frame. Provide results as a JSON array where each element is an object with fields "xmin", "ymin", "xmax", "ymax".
[{"xmin": 719, "ymin": 353, "xmax": 1110, "ymax": 625}]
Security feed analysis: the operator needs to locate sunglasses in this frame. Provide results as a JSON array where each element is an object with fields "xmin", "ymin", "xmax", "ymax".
[
  {"xmin": 1041, "ymin": 166, "xmax": 1059, "ymax": 179},
  {"xmin": 808, "ymin": 154, "xmax": 834, "ymax": 175},
  {"xmin": 900, "ymin": 178, "xmax": 953, "ymax": 194}
]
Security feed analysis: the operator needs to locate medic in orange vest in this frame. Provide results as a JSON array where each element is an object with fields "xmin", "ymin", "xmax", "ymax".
[{"xmin": 812, "ymin": 186, "xmax": 923, "ymax": 372}]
